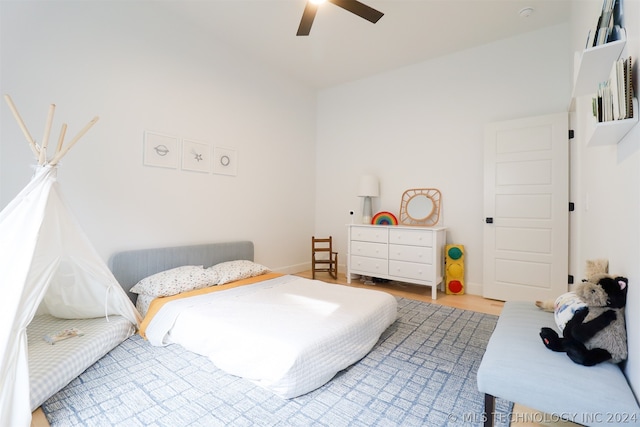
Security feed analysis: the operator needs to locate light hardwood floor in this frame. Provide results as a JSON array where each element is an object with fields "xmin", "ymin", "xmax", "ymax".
[
  {"xmin": 296, "ymin": 270, "xmax": 505, "ymax": 316},
  {"xmin": 31, "ymin": 408, "xmax": 48, "ymax": 427},
  {"xmin": 31, "ymin": 271, "xmax": 575, "ymax": 427}
]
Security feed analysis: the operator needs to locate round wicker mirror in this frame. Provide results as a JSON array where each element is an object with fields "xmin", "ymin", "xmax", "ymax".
[{"xmin": 399, "ymin": 188, "xmax": 441, "ymax": 226}]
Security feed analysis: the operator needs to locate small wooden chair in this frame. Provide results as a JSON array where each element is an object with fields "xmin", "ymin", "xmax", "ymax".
[{"xmin": 311, "ymin": 236, "xmax": 338, "ymax": 280}]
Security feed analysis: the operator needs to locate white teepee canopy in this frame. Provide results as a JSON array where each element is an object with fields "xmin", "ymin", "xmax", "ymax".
[{"xmin": 0, "ymin": 95, "xmax": 141, "ymax": 427}]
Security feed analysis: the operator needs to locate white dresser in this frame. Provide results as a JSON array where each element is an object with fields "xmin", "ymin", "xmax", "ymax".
[{"xmin": 347, "ymin": 224, "xmax": 447, "ymax": 299}]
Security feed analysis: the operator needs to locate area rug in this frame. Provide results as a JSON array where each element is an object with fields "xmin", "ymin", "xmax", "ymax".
[{"xmin": 42, "ymin": 298, "xmax": 512, "ymax": 426}]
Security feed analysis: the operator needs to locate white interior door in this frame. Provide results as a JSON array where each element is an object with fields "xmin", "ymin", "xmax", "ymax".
[{"xmin": 483, "ymin": 112, "xmax": 568, "ymax": 301}]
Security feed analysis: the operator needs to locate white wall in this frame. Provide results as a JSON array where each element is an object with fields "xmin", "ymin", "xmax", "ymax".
[
  {"xmin": 570, "ymin": 0, "xmax": 640, "ymax": 402},
  {"xmin": 0, "ymin": 1, "xmax": 317, "ymax": 271},
  {"xmin": 316, "ymin": 24, "xmax": 572, "ymax": 294}
]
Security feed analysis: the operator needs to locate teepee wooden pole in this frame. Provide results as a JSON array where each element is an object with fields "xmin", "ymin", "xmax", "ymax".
[
  {"xmin": 3, "ymin": 94, "xmax": 40, "ymax": 158},
  {"xmin": 39, "ymin": 104, "xmax": 56, "ymax": 165},
  {"xmin": 50, "ymin": 116, "xmax": 99, "ymax": 166},
  {"xmin": 56, "ymin": 123, "xmax": 67, "ymax": 156}
]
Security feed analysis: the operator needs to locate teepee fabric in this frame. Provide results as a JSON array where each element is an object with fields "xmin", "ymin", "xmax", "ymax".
[{"xmin": 1, "ymin": 98, "xmax": 140, "ymax": 426}]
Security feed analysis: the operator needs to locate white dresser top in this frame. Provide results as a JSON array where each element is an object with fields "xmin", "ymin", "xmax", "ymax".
[{"xmin": 348, "ymin": 224, "xmax": 446, "ymax": 231}]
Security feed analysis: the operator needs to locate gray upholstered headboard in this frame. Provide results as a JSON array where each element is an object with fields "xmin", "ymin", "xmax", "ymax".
[{"xmin": 108, "ymin": 241, "xmax": 254, "ymax": 303}]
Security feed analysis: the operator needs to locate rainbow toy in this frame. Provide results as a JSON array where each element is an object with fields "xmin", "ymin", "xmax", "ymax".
[{"xmin": 371, "ymin": 211, "xmax": 398, "ymax": 226}]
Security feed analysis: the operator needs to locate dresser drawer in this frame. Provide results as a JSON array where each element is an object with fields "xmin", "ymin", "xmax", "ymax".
[
  {"xmin": 389, "ymin": 244, "xmax": 433, "ymax": 264},
  {"xmin": 350, "ymin": 226, "xmax": 388, "ymax": 243},
  {"xmin": 389, "ymin": 228, "xmax": 433, "ymax": 247},
  {"xmin": 350, "ymin": 255, "xmax": 388, "ymax": 276},
  {"xmin": 389, "ymin": 260, "xmax": 434, "ymax": 282},
  {"xmin": 351, "ymin": 241, "xmax": 387, "ymax": 259}
]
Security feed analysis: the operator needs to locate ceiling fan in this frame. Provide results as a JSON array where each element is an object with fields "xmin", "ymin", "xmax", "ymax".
[{"xmin": 296, "ymin": 0, "xmax": 384, "ymax": 36}]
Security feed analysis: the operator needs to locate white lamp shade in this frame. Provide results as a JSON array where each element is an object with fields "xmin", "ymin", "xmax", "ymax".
[{"xmin": 358, "ymin": 175, "xmax": 379, "ymax": 197}]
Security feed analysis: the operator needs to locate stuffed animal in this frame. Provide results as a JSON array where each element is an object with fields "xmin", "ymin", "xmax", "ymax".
[
  {"xmin": 584, "ymin": 258, "xmax": 610, "ymax": 280},
  {"xmin": 536, "ymin": 259, "xmax": 610, "ymax": 312},
  {"xmin": 539, "ymin": 275, "xmax": 628, "ymax": 366},
  {"xmin": 535, "ymin": 259, "xmax": 610, "ymax": 329}
]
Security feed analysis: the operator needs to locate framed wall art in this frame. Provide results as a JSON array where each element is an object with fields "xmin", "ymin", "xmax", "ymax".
[
  {"xmin": 181, "ymin": 139, "xmax": 211, "ymax": 173},
  {"xmin": 143, "ymin": 131, "xmax": 179, "ymax": 169},
  {"xmin": 213, "ymin": 146, "xmax": 238, "ymax": 176}
]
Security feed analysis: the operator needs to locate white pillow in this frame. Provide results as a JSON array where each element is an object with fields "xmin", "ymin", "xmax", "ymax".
[
  {"xmin": 130, "ymin": 265, "xmax": 219, "ymax": 297},
  {"xmin": 208, "ymin": 260, "xmax": 270, "ymax": 285},
  {"xmin": 135, "ymin": 294, "xmax": 155, "ymax": 318}
]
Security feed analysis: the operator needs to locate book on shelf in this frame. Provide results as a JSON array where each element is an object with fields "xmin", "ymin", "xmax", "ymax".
[
  {"xmin": 609, "ymin": 58, "xmax": 623, "ymax": 119},
  {"xmin": 586, "ymin": 15, "xmax": 601, "ymax": 49},
  {"xmin": 587, "ymin": 0, "xmax": 624, "ymax": 48},
  {"xmin": 626, "ymin": 56, "xmax": 634, "ymax": 119},
  {"xmin": 616, "ymin": 59, "xmax": 625, "ymax": 118},
  {"xmin": 592, "ymin": 56, "xmax": 634, "ymax": 122}
]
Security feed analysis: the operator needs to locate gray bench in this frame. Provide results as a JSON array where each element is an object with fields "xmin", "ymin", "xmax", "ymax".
[{"xmin": 477, "ymin": 301, "xmax": 640, "ymax": 427}]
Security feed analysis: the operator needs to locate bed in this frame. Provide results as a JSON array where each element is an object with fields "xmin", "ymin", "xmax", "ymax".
[
  {"xmin": 27, "ymin": 314, "xmax": 135, "ymax": 410},
  {"xmin": 108, "ymin": 241, "xmax": 398, "ymax": 398}
]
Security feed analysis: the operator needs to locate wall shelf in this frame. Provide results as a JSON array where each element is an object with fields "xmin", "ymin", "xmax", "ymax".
[
  {"xmin": 571, "ymin": 24, "xmax": 637, "ymax": 147},
  {"xmin": 586, "ymin": 97, "xmax": 638, "ymax": 146},
  {"xmin": 572, "ymin": 35, "xmax": 626, "ymax": 99}
]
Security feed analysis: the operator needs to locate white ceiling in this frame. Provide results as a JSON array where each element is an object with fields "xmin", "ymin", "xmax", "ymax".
[{"xmin": 164, "ymin": 0, "xmax": 573, "ymax": 89}]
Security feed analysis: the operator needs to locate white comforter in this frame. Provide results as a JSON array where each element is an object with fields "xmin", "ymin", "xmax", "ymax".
[{"xmin": 144, "ymin": 275, "xmax": 397, "ymax": 398}]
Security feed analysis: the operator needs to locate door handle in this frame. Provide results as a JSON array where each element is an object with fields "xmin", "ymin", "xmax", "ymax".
[{"xmin": 486, "ymin": 217, "xmax": 494, "ymax": 224}]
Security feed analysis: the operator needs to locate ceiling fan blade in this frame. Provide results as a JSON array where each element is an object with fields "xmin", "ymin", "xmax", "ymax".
[
  {"xmin": 329, "ymin": 0, "xmax": 384, "ymax": 23},
  {"xmin": 296, "ymin": 2, "xmax": 318, "ymax": 36}
]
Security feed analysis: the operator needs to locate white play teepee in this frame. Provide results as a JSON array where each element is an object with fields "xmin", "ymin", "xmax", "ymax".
[{"xmin": 0, "ymin": 95, "xmax": 141, "ymax": 426}]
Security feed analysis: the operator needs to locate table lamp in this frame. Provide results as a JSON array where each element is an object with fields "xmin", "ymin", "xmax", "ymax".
[{"xmin": 358, "ymin": 175, "xmax": 379, "ymax": 224}]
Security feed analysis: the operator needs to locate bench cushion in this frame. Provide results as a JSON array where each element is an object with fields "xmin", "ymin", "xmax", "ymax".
[{"xmin": 477, "ymin": 301, "xmax": 639, "ymax": 426}]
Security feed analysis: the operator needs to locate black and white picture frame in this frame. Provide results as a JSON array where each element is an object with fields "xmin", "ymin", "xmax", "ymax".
[
  {"xmin": 213, "ymin": 146, "xmax": 238, "ymax": 176},
  {"xmin": 181, "ymin": 139, "xmax": 211, "ymax": 173},
  {"xmin": 143, "ymin": 131, "xmax": 179, "ymax": 169}
]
